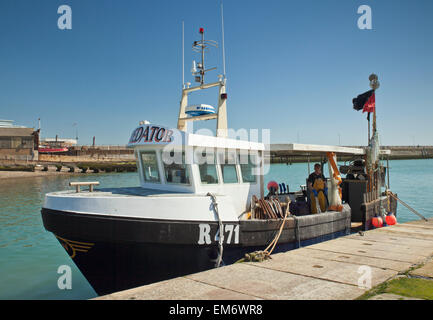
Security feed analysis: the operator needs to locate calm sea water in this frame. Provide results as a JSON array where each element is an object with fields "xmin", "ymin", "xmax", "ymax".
[{"xmin": 0, "ymin": 159, "xmax": 432, "ymax": 299}]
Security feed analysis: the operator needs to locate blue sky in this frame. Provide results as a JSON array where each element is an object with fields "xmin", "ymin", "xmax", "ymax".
[{"xmin": 0, "ymin": 0, "xmax": 432, "ymax": 146}]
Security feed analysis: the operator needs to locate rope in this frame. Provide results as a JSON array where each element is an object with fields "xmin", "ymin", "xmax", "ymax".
[
  {"xmin": 238, "ymin": 199, "xmax": 291, "ymax": 263},
  {"xmin": 263, "ymin": 205, "xmax": 290, "ymax": 256},
  {"xmin": 252, "ymin": 196, "xmax": 286, "ymax": 219},
  {"xmin": 207, "ymin": 192, "xmax": 224, "ymax": 267},
  {"xmin": 387, "ymin": 191, "xmax": 428, "ymax": 221}
]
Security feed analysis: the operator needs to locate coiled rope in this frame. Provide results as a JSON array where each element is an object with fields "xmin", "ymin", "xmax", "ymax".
[{"xmin": 252, "ymin": 195, "xmax": 286, "ymax": 219}]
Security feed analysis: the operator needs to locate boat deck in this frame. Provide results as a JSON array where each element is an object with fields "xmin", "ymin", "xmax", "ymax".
[
  {"xmin": 95, "ymin": 218, "xmax": 433, "ymax": 300},
  {"xmin": 48, "ymin": 187, "xmax": 196, "ymax": 198}
]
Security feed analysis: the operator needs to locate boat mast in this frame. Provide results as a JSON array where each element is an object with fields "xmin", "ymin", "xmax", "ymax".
[
  {"xmin": 182, "ymin": 21, "xmax": 185, "ymax": 89},
  {"xmin": 221, "ymin": 1, "xmax": 226, "ymax": 78},
  {"xmin": 177, "ymin": 23, "xmax": 228, "ymax": 137}
]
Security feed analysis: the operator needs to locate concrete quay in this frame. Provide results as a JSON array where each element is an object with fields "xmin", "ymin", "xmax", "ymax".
[{"xmin": 96, "ymin": 219, "xmax": 433, "ymax": 300}]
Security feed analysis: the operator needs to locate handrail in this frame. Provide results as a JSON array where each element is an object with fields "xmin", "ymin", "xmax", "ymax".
[{"xmin": 69, "ymin": 181, "xmax": 99, "ymax": 193}]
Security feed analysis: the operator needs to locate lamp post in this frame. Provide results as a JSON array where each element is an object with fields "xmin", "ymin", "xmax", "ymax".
[{"xmin": 72, "ymin": 123, "xmax": 78, "ymax": 143}]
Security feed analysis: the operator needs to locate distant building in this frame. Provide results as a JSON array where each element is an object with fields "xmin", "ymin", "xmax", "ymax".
[{"xmin": 0, "ymin": 120, "xmax": 39, "ymax": 161}]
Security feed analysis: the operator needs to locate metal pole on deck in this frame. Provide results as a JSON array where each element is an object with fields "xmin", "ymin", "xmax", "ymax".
[
  {"xmin": 369, "ymin": 74, "xmax": 380, "ymax": 198},
  {"xmin": 368, "ymin": 118, "xmax": 370, "ymax": 143},
  {"xmin": 387, "ymin": 156, "xmax": 390, "ymax": 189},
  {"xmin": 182, "ymin": 21, "xmax": 185, "ymax": 88}
]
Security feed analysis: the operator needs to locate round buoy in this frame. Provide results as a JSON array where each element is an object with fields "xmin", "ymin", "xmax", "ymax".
[
  {"xmin": 385, "ymin": 213, "xmax": 397, "ymax": 226},
  {"xmin": 372, "ymin": 216, "xmax": 383, "ymax": 228},
  {"xmin": 267, "ymin": 181, "xmax": 279, "ymax": 191}
]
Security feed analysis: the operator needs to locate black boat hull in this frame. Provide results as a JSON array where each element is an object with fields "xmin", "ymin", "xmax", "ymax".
[{"xmin": 41, "ymin": 207, "xmax": 351, "ymax": 296}]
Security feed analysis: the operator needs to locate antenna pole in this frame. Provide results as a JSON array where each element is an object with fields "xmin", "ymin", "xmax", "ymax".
[
  {"xmin": 182, "ymin": 21, "xmax": 185, "ymax": 88},
  {"xmin": 201, "ymin": 29, "xmax": 205, "ymax": 85},
  {"xmin": 221, "ymin": 1, "xmax": 226, "ymax": 77}
]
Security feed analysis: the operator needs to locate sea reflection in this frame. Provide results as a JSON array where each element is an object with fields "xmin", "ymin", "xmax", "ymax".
[{"xmin": 0, "ymin": 172, "xmax": 138, "ymax": 299}]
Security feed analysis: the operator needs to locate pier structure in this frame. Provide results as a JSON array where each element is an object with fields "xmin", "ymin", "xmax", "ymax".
[
  {"xmin": 269, "ymin": 145, "xmax": 433, "ymax": 164},
  {"xmin": 0, "ymin": 145, "xmax": 136, "ymax": 173},
  {"xmin": 96, "ymin": 219, "xmax": 433, "ymax": 300}
]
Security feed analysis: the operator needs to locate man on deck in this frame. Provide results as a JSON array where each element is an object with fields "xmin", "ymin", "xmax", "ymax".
[{"xmin": 308, "ymin": 163, "xmax": 328, "ymax": 213}]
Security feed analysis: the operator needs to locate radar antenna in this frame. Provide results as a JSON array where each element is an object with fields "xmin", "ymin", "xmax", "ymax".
[{"xmin": 191, "ymin": 28, "xmax": 218, "ymax": 85}]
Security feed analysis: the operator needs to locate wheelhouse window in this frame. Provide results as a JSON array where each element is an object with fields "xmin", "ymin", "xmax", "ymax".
[
  {"xmin": 239, "ymin": 153, "xmax": 258, "ymax": 183},
  {"xmin": 219, "ymin": 150, "xmax": 238, "ymax": 183},
  {"xmin": 195, "ymin": 149, "xmax": 219, "ymax": 184},
  {"xmin": 163, "ymin": 151, "xmax": 190, "ymax": 184},
  {"xmin": 140, "ymin": 151, "xmax": 160, "ymax": 183}
]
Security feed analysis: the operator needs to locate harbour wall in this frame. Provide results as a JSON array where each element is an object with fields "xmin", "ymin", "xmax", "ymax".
[
  {"xmin": 0, "ymin": 146, "xmax": 136, "ymax": 173},
  {"xmin": 37, "ymin": 145, "xmax": 433, "ymax": 163},
  {"xmin": 40, "ymin": 145, "xmax": 135, "ymax": 162},
  {"xmin": 0, "ymin": 145, "xmax": 432, "ymax": 170}
]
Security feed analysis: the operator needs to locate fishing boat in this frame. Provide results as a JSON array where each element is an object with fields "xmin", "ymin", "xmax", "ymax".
[
  {"xmin": 41, "ymin": 27, "xmax": 397, "ymax": 296},
  {"xmin": 38, "ymin": 146, "xmax": 69, "ymax": 153},
  {"xmin": 38, "ymin": 138, "xmax": 77, "ymax": 154}
]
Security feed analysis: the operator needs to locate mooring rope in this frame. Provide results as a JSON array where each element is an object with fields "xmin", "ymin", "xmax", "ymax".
[
  {"xmin": 263, "ymin": 204, "xmax": 290, "ymax": 256},
  {"xmin": 387, "ymin": 191, "xmax": 428, "ymax": 221},
  {"xmin": 236, "ymin": 199, "xmax": 291, "ymax": 263},
  {"xmin": 207, "ymin": 192, "xmax": 224, "ymax": 267}
]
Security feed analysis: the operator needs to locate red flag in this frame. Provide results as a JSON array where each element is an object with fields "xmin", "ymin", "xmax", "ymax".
[{"xmin": 362, "ymin": 92, "xmax": 375, "ymax": 113}]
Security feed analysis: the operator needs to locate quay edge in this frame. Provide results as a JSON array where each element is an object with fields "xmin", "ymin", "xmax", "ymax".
[{"xmin": 94, "ymin": 218, "xmax": 433, "ymax": 300}]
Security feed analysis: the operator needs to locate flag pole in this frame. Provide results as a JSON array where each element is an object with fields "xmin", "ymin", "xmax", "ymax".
[
  {"xmin": 373, "ymin": 100, "xmax": 376, "ymax": 135},
  {"xmin": 369, "ymin": 74, "xmax": 379, "ymax": 134},
  {"xmin": 369, "ymin": 74, "xmax": 380, "ymax": 197},
  {"xmin": 368, "ymin": 116, "xmax": 370, "ymax": 143}
]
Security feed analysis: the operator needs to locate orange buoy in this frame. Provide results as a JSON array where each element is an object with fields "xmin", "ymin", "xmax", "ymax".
[
  {"xmin": 372, "ymin": 216, "xmax": 383, "ymax": 228},
  {"xmin": 267, "ymin": 181, "xmax": 279, "ymax": 191},
  {"xmin": 385, "ymin": 213, "xmax": 397, "ymax": 226}
]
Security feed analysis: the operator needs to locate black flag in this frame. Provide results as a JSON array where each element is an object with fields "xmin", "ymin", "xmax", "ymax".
[
  {"xmin": 352, "ymin": 89, "xmax": 375, "ymax": 111},
  {"xmin": 353, "ymin": 89, "xmax": 375, "ymax": 121}
]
